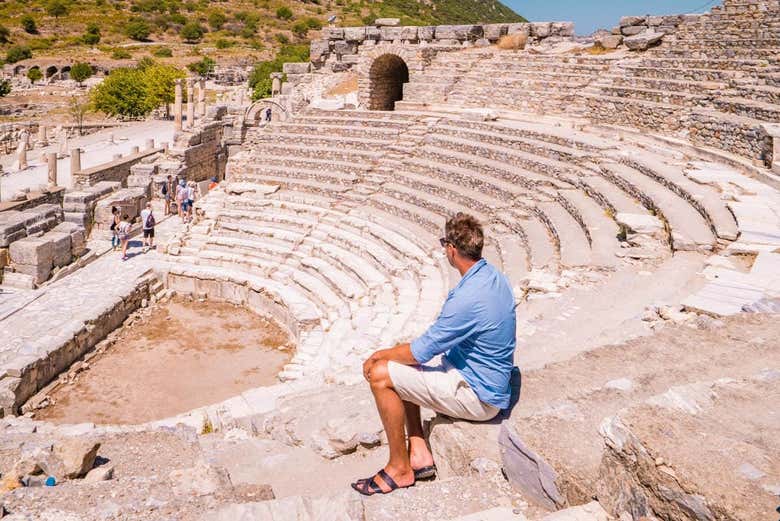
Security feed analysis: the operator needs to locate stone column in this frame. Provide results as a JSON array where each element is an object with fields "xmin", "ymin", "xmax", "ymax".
[
  {"xmin": 46, "ymin": 152, "xmax": 58, "ymax": 187},
  {"xmin": 764, "ymin": 123, "xmax": 780, "ymax": 174},
  {"xmin": 130, "ymin": 145, "xmax": 139, "ymax": 155},
  {"xmin": 174, "ymin": 79, "xmax": 183, "ymax": 131},
  {"xmin": 113, "ymin": 153, "xmax": 122, "ymax": 161},
  {"xmin": 37, "ymin": 125, "xmax": 48, "ymax": 147},
  {"xmin": 70, "ymin": 147, "xmax": 81, "ymax": 174},
  {"xmin": 271, "ymin": 73, "xmax": 282, "ymax": 97},
  {"xmin": 197, "ymin": 79, "xmax": 206, "ymax": 118},
  {"xmin": 15, "ymin": 142, "xmax": 28, "ymax": 170},
  {"xmin": 186, "ymin": 78, "xmax": 195, "ymax": 129},
  {"xmin": 145, "ymin": 138, "xmax": 155, "ymax": 150},
  {"xmin": 58, "ymin": 133, "xmax": 69, "ymax": 158}
]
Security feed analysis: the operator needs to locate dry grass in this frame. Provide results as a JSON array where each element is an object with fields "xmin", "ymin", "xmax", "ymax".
[
  {"xmin": 496, "ymin": 33, "xmax": 528, "ymax": 51},
  {"xmin": 578, "ymin": 44, "xmax": 618, "ymax": 55}
]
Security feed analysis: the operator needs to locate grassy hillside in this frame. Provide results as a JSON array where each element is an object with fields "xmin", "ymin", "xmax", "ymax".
[{"xmin": 0, "ymin": 0, "xmax": 525, "ymax": 67}]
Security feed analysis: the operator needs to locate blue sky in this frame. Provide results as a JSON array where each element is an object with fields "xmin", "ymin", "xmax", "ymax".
[{"xmin": 503, "ymin": 0, "xmax": 723, "ymax": 34}]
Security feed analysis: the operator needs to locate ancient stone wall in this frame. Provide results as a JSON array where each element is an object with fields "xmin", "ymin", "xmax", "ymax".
[
  {"xmin": 72, "ymin": 148, "xmax": 164, "ymax": 187},
  {"xmin": 310, "ymin": 21, "xmax": 574, "ymax": 74}
]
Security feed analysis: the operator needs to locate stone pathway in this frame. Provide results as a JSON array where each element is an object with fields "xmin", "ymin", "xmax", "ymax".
[{"xmin": 0, "ymin": 120, "xmax": 174, "ymax": 201}]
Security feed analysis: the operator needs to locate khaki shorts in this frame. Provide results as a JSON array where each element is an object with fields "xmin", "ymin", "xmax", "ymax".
[{"xmin": 387, "ymin": 359, "xmax": 500, "ymax": 422}]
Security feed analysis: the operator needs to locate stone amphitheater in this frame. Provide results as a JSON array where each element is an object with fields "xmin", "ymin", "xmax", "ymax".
[{"xmin": 1, "ymin": 1, "xmax": 779, "ymax": 520}]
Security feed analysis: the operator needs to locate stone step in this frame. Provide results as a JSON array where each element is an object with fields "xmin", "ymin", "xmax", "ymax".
[
  {"xmin": 536, "ymin": 201, "xmax": 592, "ymax": 268},
  {"xmin": 234, "ymin": 164, "xmax": 359, "ymax": 185},
  {"xmin": 557, "ymin": 189, "xmax": 621, "ymax": 268},
  {"xmin": 603, "ymin": 162, "xmax": 717, "ymax": 250},
  {"xmin": 599, "ymin": 370, "xmax": 780, "ymax": 520},
  {"xmin": 579, "ymin": 175, "xmax": 649, "ymax": 216}
]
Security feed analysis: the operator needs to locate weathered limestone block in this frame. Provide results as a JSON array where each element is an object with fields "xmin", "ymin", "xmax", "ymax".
[
  {"xmin": 550, "ymin": 21, "xmax": 575, "ymax": 37},
  {"xmin": 530, "ymin": 22, "xmax": 552, "ymax": 38},
  {"xmin": 310, "ymin": 40, "xmax": 330, "ymax": 62},
  {"xmin": 624, "ymin": 29, "xmax": 664, "ymax": 51},
  {"xmin": 365, "ymin": 26, "xmax": 380, "ymax": 40},
  {"xmin": 418, "ymin": 26, "xmax": 435, "ymax": 41},
  {"xmin": 374, "ymin": 18, "xmax": 400, "ymax": 26},
  {"xmin": 0, "ymin": 248, "xmax": 8, "ymax": 270},
  {"xmin": 169, "ymin": 460, "xmax": 232, "ymax": 497},
  {"xmin": 615, "ymin": 213, "xmax": 664, "ymax": 238},
  {"xmin": 507, "ymin": 22, "xmax": 530, "ymax": 36},
  {"xmin": 340, "ymin": 54, "xmax": 359, "ymax": 65},
  {"xmin": 428, "ymin": 415, "xmax": 502, "ymax": 479},
  {"xmin": 621, "ymin": 25, "xmax": 646, "ymax": 36},
  {"xmin": 435, "ymin": 25, "xmax": 483, "ymax": 41},
  {"xmin": 343, "ymin": 26, "xmax": 365, "ymax": 42},
  {"xmin": 46, "ymin": 231, "xmax": 72, "ymax": 268},
  {"xmin": 207, "ymin": 492, "xmax": 359, "ymax": 521},
  {"xmin": 53, "ymin": 439, "xmax": 101, "ymax": 479},
  {"xmin": 379, "ymin": 26, "xmax": 404, "ymax": 41},
  {"xmin": 596, "ymin": 33, "xmax": 623, "ymax": 49},
  {"xmin": 620, "ymin": 15, "xmax": 647, "ymax": 26},
  {"xmin": 282, "ymin": 62, "xmax": 311, "ymax": 75},
  {"xmin": 52, "ymin": 222, "xmax": 86, "ymax": 258},
  {"xmin": 322, "ymin": 27, "xmax": 343, "ymax": 39},
  {"xmin": 484, "ymin": 23, "xmax": 508, "ymax": 40},
  {"xmin": 9, "ymin": 236, "xmax": 54, "ymax": 268}
]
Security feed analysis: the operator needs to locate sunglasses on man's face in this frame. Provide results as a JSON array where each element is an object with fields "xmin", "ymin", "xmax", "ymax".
[{"xmin": 439, "ymin": 237, "xmax": 450, "ymax": 247}]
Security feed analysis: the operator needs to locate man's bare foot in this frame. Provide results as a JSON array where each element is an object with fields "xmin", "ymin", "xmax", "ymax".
[{"xmin": 351, "ymin": 465, "xmax": 415, "ymax": 495}]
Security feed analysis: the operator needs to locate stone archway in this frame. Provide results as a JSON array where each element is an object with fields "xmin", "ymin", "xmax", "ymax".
[{"xmin": 367, "ymin": 54, "xmax": 409, "ymax": 111}]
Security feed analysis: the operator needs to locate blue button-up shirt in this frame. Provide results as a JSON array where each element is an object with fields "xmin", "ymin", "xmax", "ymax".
[{"xmin": 411, "ymin": 259, "xmax": 516, "ymax": 409}]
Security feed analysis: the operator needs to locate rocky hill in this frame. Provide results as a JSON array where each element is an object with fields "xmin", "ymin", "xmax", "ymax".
[{"xmin": 0, "ymin": 0, "xmax": 525, "ymax": 67}]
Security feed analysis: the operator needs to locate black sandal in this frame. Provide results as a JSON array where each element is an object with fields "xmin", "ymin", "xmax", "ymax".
[
  {"xmin": 351, "ymin": 469, "xmax": 414, "ymax": 496},
  {"xmin": 413, "ymin": 465, "xmax": 437, "ymax": 481}
]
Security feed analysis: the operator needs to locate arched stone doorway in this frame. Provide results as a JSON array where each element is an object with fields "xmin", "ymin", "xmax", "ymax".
[{"xmin": 368, "ymin": 54, "xmax": 409, "ymax": 111}]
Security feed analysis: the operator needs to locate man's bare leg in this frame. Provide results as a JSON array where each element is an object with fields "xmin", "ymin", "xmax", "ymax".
[
  {"xmin": 366, "ymin": 360, "xmax": 415, "ymax": 491},
  {"xmin": 403, "ymin": 401, "xmax": 435, "ymax": 470}
]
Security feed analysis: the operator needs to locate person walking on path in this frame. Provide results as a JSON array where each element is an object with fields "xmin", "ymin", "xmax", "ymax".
[
  {"xmin": 163, "ymin": 175, "xmax": 174, "ymax": 215},
  {"xmin": 109, "ymin": 206, "xmax": 122, "ymax": 251},
  {"xmin": 352, "ymin": 213, "xmax": 517, "ymax": 496},
  {"xmin": 117, "ymin": 213, "xmax": 132, "ymax": 261},
  {"xmin": 176, "ymin": 179, "xmax": 187, "ymax": 223},
  {"xmin": 140, "ymin": 202, "xmax": 156, "ymax": 252},
  {"xmin": 185, "ymin": 181, "xmax": 196, "ymax": 223}
]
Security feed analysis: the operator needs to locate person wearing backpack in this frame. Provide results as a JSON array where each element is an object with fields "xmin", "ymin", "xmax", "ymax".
[
  {"xmin": 109, "ymin": 206, "xmax": 121, "ymax": 251},
  {"xmin": 140, "ymin": 202, "xmax": 156, "ymax": 252},
  {"xmin": 162, "ymin": 175, "xmax": 174, "ymax": 216}
]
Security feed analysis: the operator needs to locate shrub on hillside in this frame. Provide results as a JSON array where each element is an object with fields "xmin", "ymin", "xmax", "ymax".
[
  {"xmin": 304, "ymin": 17, "xmax": 322, "ymax": 30},
  {"xmin": 6, "ymin": 46, "xmax": 33, "ymax": 64},
  {"xmin": 46, "ymin": 0, "xmax": 69, "ymax": 18},
  {"xmin": 111, "ymin": 48, "xmax": 132, "ymax": 59},
  {"xmin": 0, "ymin": 25, "xmax": 10, "ymax": 44},
  {"xmin": 152, "ymin": 46, "xmax": 173, "ymax": 57},
  {"xmin": 207, "ymin": 11, "xmax": 226, "ymax": 30},
  {"xmin": 126, "ymin": 19, "xmax": 152, "ymax": 41},
  {"xmin": 0, "ymin": 80, "xmax": 10, "ymax": 97},
  {"xmin": 28, "ymin": 38, "xmax": 54, "ymax": 50},
  {"xmin": 136, "ymin": 56, "xmax": 155, "ymax": 70},
  {"xmin": 83, "ymin": 23, "xmax": 101, "ymax": 45},
  {"xmin": 21, "ymin": 15, "xmax": 38, "ymax": 34},
  {"xmin": 275, "ymin": 33, "xmax": 289, "ymax": 44},
  {"xmin": 215, "ymin": 38, "xmax": 234, "ymax": 49},
  {"xmin": 275, "ymin": 6, "xmax": 293, "ymax": 20},
  {"xmin": 187, "ymin": 56, "xmax": 215, "ymax": 76},
  {"xmin": 291, "ymin": 22, "xmax": 308, "ymax": 38},
  {"xmin": 180, "ymin": 21, "xmax": 205, "ymax": 43}
]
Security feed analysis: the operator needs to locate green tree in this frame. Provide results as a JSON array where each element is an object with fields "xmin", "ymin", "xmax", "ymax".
[
  {"xmin": 142, "ymin": 64, "xmax": 185, "ymax": 116},
  {"xmin": 180, "ymin": 21, "xmax": 204, "ymax": 43},
  {"xmin": 0, "ymin": 25, "xmax": 10, "ymax": 44},
  {"xmin": 207, "ymin": 11, "xmax": 226, "ymax": 30},
  {"xmin": 6, "ymin": 46, "xmax": 33, "ymax": 63},
  {"xmin": 21, "ymin": 15, "xmax": 38, "ymax": 34},
  {"xmin": 46, "ymin": 0, "xmax": 69, "ymax": 18},
  {"xmin": 83, "ymin": 22, "xmax": 100, "ymax": 44},
  {"xmin": 0, "ymin": 80, "xmax": 10, "ymax": 98},
  {"xmin": 90, "ymin": 68, "xmax": 151, "ymax": 118},
  {"xmin": 27, "ymin": 67, "xmax": 43, "ymax": 83},
  {"xmin": 70, "ymin": 62, "xmax": 93, "ymax": 85},
  {"xmin": 125, "ymin": 19, "xmax": 151, "ymax": 41},
  {"xmin": 275, "ymin": 6, "xmax": 293, "ymax": 20},
  {"xmin": 187, "ymin": 56, "xmax": 214, "ymax": 76}
]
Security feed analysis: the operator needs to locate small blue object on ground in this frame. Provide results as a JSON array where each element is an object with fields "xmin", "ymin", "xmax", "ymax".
[{"xmin": 45, "ymin": 476, "xmax": 56, "ymax": 486}]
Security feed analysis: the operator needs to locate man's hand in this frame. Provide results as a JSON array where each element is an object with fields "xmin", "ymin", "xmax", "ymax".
[{"xmin": 363, "ymin": 350, "xmax": 385, "ymax": 382}]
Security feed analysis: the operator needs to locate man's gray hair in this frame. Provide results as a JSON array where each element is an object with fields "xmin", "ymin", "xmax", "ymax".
[{"xmin": 445, "ymin": 213, "xmax": 484, "ymax": 261}]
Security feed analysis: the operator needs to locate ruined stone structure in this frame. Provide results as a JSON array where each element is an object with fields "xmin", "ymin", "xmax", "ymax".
[{"xmin": 0, "ymin": 2, "xmax": 779, "ymax": 520}]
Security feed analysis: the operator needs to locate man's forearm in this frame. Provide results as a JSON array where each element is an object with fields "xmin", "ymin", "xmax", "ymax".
[{"xmin": 374, "ymin": 343, "xmax": 419, "ymax": 365}]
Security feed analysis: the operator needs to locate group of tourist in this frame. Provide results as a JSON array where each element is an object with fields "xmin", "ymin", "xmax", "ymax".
[{"xmin": 109, "ymin": 202, "xmax": 156, "ymax": 261}]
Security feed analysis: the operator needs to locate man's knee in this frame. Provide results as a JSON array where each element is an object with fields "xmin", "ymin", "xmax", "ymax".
[{"xmin": 368, "ymin": 360, "xmax": 392, "ymax": 390}]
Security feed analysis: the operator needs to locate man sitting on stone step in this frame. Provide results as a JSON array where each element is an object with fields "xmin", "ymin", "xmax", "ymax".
[{"xmin": 352, "ymin": 212, "xmax": 517, "ymax": 496}]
